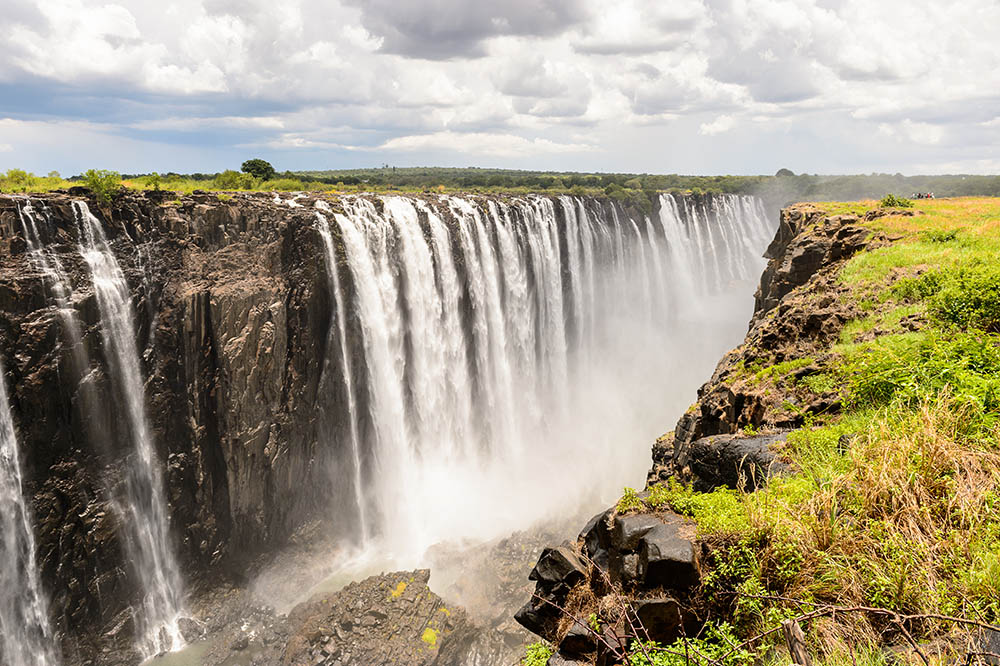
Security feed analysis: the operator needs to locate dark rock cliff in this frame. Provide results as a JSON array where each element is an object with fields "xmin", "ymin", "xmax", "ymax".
[{"xmin": 1, "ymin": 190, "xmax": 338, "ymax": 657}]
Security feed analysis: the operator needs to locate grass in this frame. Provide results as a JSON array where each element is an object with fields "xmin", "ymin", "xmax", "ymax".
[
  {"xmin": 839, "ymin": 198, "xmax": 1000, "ymax": 286},
  {"xmin": 618, "ymin": 196, "xmax": 1000, "ymax": 664}
]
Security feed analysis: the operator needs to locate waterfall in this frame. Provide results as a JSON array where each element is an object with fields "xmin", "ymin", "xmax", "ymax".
[
  {"xmin": 314, "ymin": 205, "xmax": 369, "ymax": 542},
  {"xmin": 312, "ymin": 193, "xmax": 775, "ymax": 562},
  {"xmin": 0, "ymin": 358, "xmax": 58, "ymax": 666},
  {"xmin": 73, "ymin": 202, "xmax": 185, "ymax": 658}
]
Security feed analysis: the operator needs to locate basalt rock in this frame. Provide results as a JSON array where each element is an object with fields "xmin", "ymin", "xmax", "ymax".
[
  {"xmin": 649, "ymin": 204, "xmax": 886, "ymax": 486},
  {"xmin": 680, "ymin": 432, "xmax": 790, "ymax": 492},
  {"xmin": 517, "ymin": 509, "xmax": 700, "ymax": 655}
]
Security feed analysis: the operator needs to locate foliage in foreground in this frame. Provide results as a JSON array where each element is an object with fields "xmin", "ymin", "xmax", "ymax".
[{"xmin": 521, "ymin": 641, "xmax": 553, "ymax": 666}]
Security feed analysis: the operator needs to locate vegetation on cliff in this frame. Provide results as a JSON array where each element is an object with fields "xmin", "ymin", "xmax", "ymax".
[
  {"xmin": 614, "ymin": 198, "xmax": 1000, "ymax": 665},
  {"xmin": 5, "ymin": 167, "xmax": 1000, "ymax": 208}
]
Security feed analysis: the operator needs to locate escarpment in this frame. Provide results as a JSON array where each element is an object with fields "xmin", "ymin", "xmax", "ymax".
[
  {"xmin": 516, "ymin": 203, "xmax": 904, "ymax": 663},
  {"xmin": 0, "ymin": 188, "xmax": 776, "ymax": 664}
]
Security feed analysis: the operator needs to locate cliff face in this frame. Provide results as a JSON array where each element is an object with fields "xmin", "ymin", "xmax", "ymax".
[
  {"xmin": 0, "ymin": 191, "xmax": 334, "ymax": 652},
  {"xmin": 516, "ymin": 203, "xmax": 893, "ymax": 661}
]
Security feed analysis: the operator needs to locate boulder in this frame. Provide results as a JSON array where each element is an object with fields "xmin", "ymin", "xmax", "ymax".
[
  {"xmin": 612, "ymin": 514, "xmax": 662, "ymax": 552},
  {"xmin": 621, "ymin": 553, "xmax": 639, "ymax": 582},
  {"xmin": 632, "ymin": 598, "xmax": 687, "ymax": 644},
  {"xmin": 529, "ymin": 546, "xmax": 588, "ymax": 588},
  {"xmin": 560, "ymin": 622, "xmax": 596, "ymax": 655},
  {"xmin": 579, "ymin": 509, "xmax": 612, "ymax": 571},
  {"xmin": 686, "ymin": 433, "xmax": 788, "ymax": 491},
  {"xmin": 638, "ymin": 522, "xmax": 699, "ymax": 589},
  {"xmin": 514, "ymin": 598, "xmax": 557, "ymax": 637}
]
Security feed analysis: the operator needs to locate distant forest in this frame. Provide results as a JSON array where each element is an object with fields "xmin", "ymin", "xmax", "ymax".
[
  {"xmin": 297, "ymin": 167, "xmax": 1000, "ymax": 208},
  {"xmin": 3, "ymin": 165, "xmax": 1000, "ymax": 211}
]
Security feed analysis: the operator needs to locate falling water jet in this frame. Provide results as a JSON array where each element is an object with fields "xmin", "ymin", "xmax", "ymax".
[
  {"xmin": 73, "ymin": 201, "xmax": 185, "ymax": 658},
  {"xmin": 314, "ymin": 204, "xmax": 369, "ymax": 543},
  {"xmin": 0, "ymin": 357, "xmax": 58, "ymax": 666}
]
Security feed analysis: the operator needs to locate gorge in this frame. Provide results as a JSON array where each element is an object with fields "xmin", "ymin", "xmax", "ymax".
[{"xmin": 0, "ymin": 189, "xmax": 775, "ymax": 664}]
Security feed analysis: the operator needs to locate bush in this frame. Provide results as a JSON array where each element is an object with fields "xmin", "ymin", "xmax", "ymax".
[
  {"xmin": 628, "ymin": 622, "xmax": 754, "ymax": 666},
  {"xmin": 879, "ymin": 193, "xmax": 913, "ymax": 208},
  {"xmin": 843, "ymin": 331, "xmax": 1000, "ymax": 431},
  {"xmin": 262, "ymin": 177, "xmax": 308, "ymax": 191},
  {"xmin": 213, "ymin": 170, "xmax": 256, "ymax": 190},
  {"xmin": 894, "ymin": 264, "xmax": 1000, "ymax": 332},
  {"xmin": 929, "ymin": 265, "xmax": 1000, "ymax": 332},
  {"xmin": 82, "ymin": 169, "xmax": 122, "ymax": 203},
  {"xmin": 1, "ymin": 168, "xmax": 38, "ymax": 192}
]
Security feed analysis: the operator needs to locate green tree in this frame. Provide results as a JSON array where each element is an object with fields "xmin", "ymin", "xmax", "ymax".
[
  {"xmin": 241, "ymin": 158, "xmax": 276, "ymax": 181},
  {"xmin": 82, "ymin": 169, "xmax": 122, "ymax": 203},
  {"xmin": 3, "ymin": 169, "xmax": 36, "ymax": 191}
]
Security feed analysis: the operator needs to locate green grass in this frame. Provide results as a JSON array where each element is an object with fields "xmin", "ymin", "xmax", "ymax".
[{"xmin": 840, "ymin": 198, "xmax": 1000, "ymax": 286}]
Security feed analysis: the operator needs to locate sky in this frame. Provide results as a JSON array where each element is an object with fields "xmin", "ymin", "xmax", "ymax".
[{"xmin": 1, "ymin": 0, "xmax": 999, "ymax": 176}]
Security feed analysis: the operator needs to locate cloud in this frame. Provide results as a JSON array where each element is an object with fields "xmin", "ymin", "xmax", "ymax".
[
  {"xmin": 0, "ymin": 0, "xmax": 998, "ymax": 174},
  {"xmin": 344, "ymin": 0, "xmax": 586, "ymax": 59},
  {"xmin": 132, "ymin": 116, "xmax": 286, "ymax": 131},
  {"xmin": 380, "ymin": 131, "xmax": 592, "ymax": 157},
  {"xmin": 878, "ymin": 119, "xmax": 945, "ymax": 145},
  {"xmin": 0, "ymin": 143, "xmax": 13, "ymax": 152},
  {"xmin": 700, "ymin": 115, "xmax": 736, "ymax": 136}
]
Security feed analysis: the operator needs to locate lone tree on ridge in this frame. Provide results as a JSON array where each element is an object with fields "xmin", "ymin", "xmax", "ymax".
[{"xmin": 241, "ymin": 158, "xmax": 276, "ymax": 181}]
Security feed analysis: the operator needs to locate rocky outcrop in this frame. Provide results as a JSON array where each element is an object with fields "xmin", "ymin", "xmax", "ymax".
[{"xmin": 516, "ymin": 508, "xmax": 700, "ymax": 662}]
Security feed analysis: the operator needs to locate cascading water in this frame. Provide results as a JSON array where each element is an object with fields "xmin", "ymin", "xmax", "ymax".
[
  {"xmin": 308, "ymin": 193, "xmax": 774, "ymax": 567},
  {"xmin": 315, "ymin": 203, "xmax": 369, "ymax": 542},
  {"xmin": 73, "ymin": 202, "xmax": 185, "ymax": 658},
  {"xmin": 0, "ymin": 358, "xmax": 58, "ymax": 666}
]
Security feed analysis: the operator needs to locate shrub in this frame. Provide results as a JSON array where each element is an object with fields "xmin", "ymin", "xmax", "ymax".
[
  {"xmin": 213, "ymin": 170, "xmax": 256, "ymax": 190},
  {"xmin": 843, "ymin": 331, "xmax": 1000, "ymax": 433},
  {"xmin": 1, "ymin": 168, "xmax": 37, "ymax": 191},
  {"xmin": 878, "ymin": 193, "xmax": 913, "ymax": 208},
  {"xmin": 82, "ymin": 169, "xmax": 121, "ymax": 203},
  {"xmin": 628, "ymin": 622, "xmax": 754, "ymax": 666},
  {"xmin": 616, "ymin": 486, "xmax": 645, "ymax": 513},
  {"xmin": 929, "ymin": 265, "xmax": 1000, "ymax": 332},
  {"xmin": 893, "ymin": 265, "xmax": 1000, "ymax": 332}
]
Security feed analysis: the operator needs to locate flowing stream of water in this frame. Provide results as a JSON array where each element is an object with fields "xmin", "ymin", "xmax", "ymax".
[
  {"xmin": 297, "ymin": 193, "xmax": 774, "ymax": 575},
  {"xmin": 0, "ymin": 357, "xmax": 58, "ymax": 666},
  {"xmin": 74, "ymin": 201, "xmax": 186, "ymax": 658}
]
